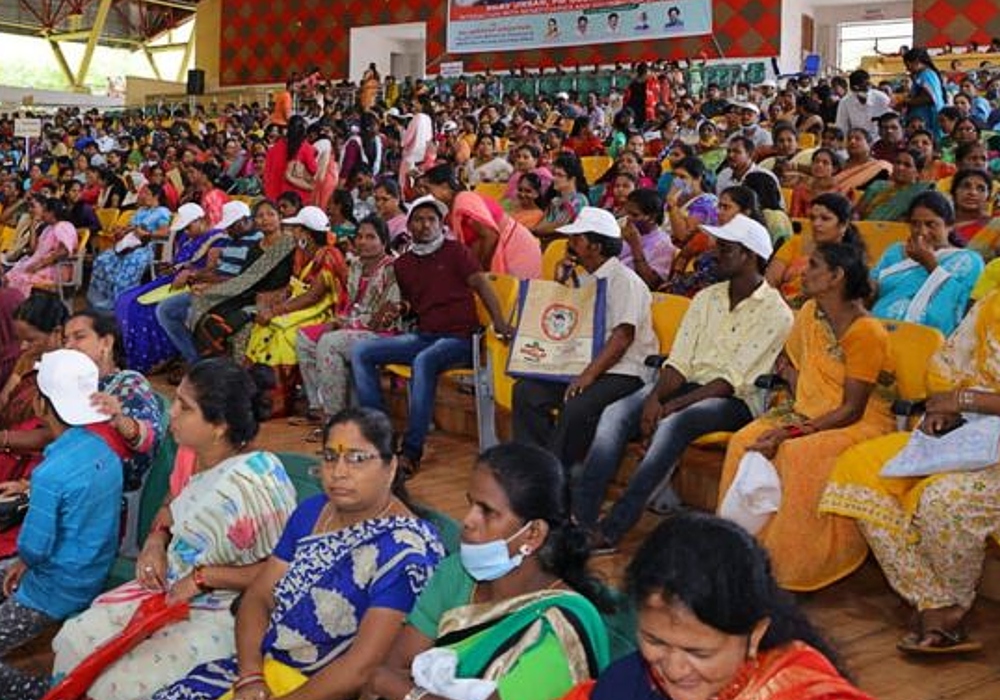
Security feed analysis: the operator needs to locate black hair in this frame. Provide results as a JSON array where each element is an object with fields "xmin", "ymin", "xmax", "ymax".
[
  {"xmin": 41, "ymin": 196, "xmax": 69, "ymax": 221},
  {"xmin": 627, "ymin": 188, "xmax": 664, "ymax": 225},
  {"xmin": 68, "ymin": 310, "xmax": 126, "ymax": 370},
  {"xmin": 847, "ymin": 127, "xmax": 873, "ymax": 145},
  {"xmin": 517, "ymin": 172, "xmax": 546, "ymax": 209},
  {"xmin": 374, "ymin": 177, "xmax": 402, "ymax": 204},
  {"xmin": 357, "ymin": 214, "xmax": 390, "ymax": 248},
  {"xmin": 515, "ymin": 143, "xmax": 542, "ymax": 161},
  {"xmin": 951, "ymin": 116, "xmax": 982, "ymax": 140},
  {"xmin": 814, "ymin": 241, "xmax": 872, "ymax": 301},
  {"xmin": 583, "ymin": 230, "xmax": 623, "ymax": 258},
  {"xmin": 331, "ymin": 189, "xmax": 357, "ymax": 225},
  {"xmin": 286, "ymin": 114, "xmax": 309, "ymax": 162},
  {"xmin": 897, "ymin": 148, "xmax": 927, "ymax": 173},
  {"xmin": 627, "ymin": 513, "xmax": 848, "ymax": 676},
  {"xmin": 955, "ymin": 140, "xmax": 987, "ymax": 167},
  {"xmin": 811, "ymin": 147, "xmax": 842, "ymax": 172},
  {"xmin": 810, "ymin": 192, "xmax": 864, "ymax": 251},
  {"xmin": 478, "ymin": 443, "xmax": 614, "ymax": 612},
  {"xmin": 15, "ymin": 289, "xmax": 69, "ymax": 333},
  {"xmin": 728, "ymin": 135, "xmax": 755, "ymax": 155},
  {"xmin": 674, "ymin": 156, "xmax": 712, "ymax": 194},
  {"xmin": 185, "ymin": 358, "xmax": 273, "ymax": 448},
  {"xmin": 551, "ymin": 152, "xmax": 589, "ymax": 197},
  {"xmin": 907, "ymin": 189, "xmax": 955, "ymax": 225},
  {"xmin": 719, "ymin": 185, "xmax": 765, "ymax": 227},
  {"xmin": 145, "ymin": 182, "xmax": 164, "ymax": 202},
  {"xmin": 902, "ymin": 47, "xmax": 942, "ymax": 84},
  {"xmin": 950, "ymin": 168, "xmax": 993, "ymax": 200},
  {"xmin": 743, "ymin": 171, "xmax": 783, "ymax": 211},
  {"xmin": 276, "ymin": 190, "xmax": 303, "ymax": 213},
  {"xmin": 423, "ymin": 163, "xmax": 464, "ymax": 193}
]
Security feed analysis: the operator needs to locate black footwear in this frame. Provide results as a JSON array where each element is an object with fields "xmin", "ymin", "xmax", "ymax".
[{"xmin": 586, "ymin": 530, "xmax": 618, "ymax": 556}]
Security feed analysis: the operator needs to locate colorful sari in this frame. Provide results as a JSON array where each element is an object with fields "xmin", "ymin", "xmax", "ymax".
[
  {"xmin": 87, "ymin": 205, "xmax": 173, "ymax": 311},
  {"xmin": 153, "ymin": 501, "xmax": 445, "ymax": 700},
  {"xmin": 770, "ymin": 235, "xmax": 810, "ymax": 308},
  {"xmin": 718, "ymin": 302, "xmax": 897, "ymax": 591},
  {"xmin": 870, "ymin": 242, "xmax": 984, "ymax": 336},
  {"xmin": 661, "ymin": 193, "xmax": 720, "ymax": 297},
  {"xmin": 244, "ymin": 245, "xmax": 346, "ymax": 367},
  {"xmin": 101, "ymin": 370, "xmax": 165, "ymax": 491},
  {"xmin": 51, "ymin": 450, "xmax": 297, "ymax": 700},
  {"xmin": 820, "ymin": 291, "xmax": 1000, "ymax": 612},
  {"xmin": 116, "ymin": 228, "xmax": 228, "ymax": 372},
  {"xmin": 957, "ymin": 216, "xmax": 1000, "ymax": 260},
  {"xmin": 855, "ymin": 181, "xmax": 932, "ymax": 221},
  {"xmin": 4, "ymin": 220, "xmax": 77, "ymax": 299},
  {"xmin": 833, "ymin": 159, "xmax": 892, "ymax": 196},
  {"xmin": 451, "ymin": 191, "xmax": 542, "ymax": 279},
  {"xmin": 587, "ymin": 642, "xmax": 874, "ymax": 700}
]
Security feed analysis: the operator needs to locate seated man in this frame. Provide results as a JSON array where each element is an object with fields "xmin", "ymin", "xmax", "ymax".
[
  {"xmin": 0, "ymin": 349, "xmax": 124, "ymax": 699},
  {"xmin": 351, "ymin": 196, "xmax": 512, "ymax": 475},
  {"xmin": 512, "ymin": 207, "xmax": 656, "ymax": 468},
  {"xmin": 574, "ymin": 215, "xmax": 793, "ymax": 550},
  {"xmin": 155, "ymin": 200, "xmax": 256, "ymax": 367}
]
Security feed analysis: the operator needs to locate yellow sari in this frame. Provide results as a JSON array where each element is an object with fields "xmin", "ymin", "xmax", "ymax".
[
  {"xmin": 820, "ymin": 290, "xmax": 1000, "ymax": 538},
  {"xmin": 718, "ymin": 301, "xmax": 897, "ymax": 591}
]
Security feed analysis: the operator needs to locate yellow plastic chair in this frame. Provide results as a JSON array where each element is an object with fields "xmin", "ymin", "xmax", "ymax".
[
  {"xmin": 855, "ymin": 220, "xmax": 910, "ymax": 263},
  {"xmin": 781, "ymin": 187, "xmax": 794, "ymax": 212},
  {"xmin": 473, "ymin": 182, "xmax": 507, "ymax": 203},
  {"xmin": 882, "ymin": 320, "xmax": 945, "ymax": 427},
  {"xmin": 115, "ymin": 209, "xmax": 136, "ymax": 228},
  {"xmin": 650, "ymin": 294, "xmax": 690, "ymax": 356},
  {"xmin": 96, "ymin": 207, "xmax": 120, "ymax": 234},
  {"xmin": 581, "ymin": 155, "xmax": 613, "ymax": 185},
  {"xmin": 0, "ymin": 226, "xmax": 16, "ymax": 253},
  {"xmin": 798, "ymin": 132, "xmax": 818, "ymax": 149},
  {"xmin": 541, "ymin": 238, "xmax": 570, "ymax": 281}
]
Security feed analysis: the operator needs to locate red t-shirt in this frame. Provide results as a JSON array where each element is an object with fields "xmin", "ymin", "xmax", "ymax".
[{"xmin": 393, "ymin": 240, "xmax": 481, "ymax": 336}]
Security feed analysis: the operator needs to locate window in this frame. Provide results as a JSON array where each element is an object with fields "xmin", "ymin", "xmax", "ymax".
[{"xmin": 838, "ymin": 20, "xmax": 913, "ymax": 72}]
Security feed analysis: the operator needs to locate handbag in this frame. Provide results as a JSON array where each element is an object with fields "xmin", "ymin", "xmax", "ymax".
[
  {"xmin": 506, "ymin": 278, "xmax": 607, "ymax": 382},
  {"xmin": 881, "ymin": 413, "xmax": 1000, "ymax": 478},
  {"xmin": 284, "ymin": 158, "xmax": 315, "ymax": 191},
  {"xmin": 719, "ymin": 451, "xmax": 782, "ymax": 535},
  {"xmin": 0, "ymin": 492, "xmax": 28, "ymax": 532}
]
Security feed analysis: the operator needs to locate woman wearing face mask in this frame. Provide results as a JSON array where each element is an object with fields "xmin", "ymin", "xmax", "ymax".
[
  {"xmin": 581, "ymin": 513, "xmax": 872, "ymax": 700},
  {"xmin": 619, "ymin": 188, "xmax": 675, "ymax": 289},
  {"xmin": 244, "ymin": 206, "xmax": 347, "ymax": 412},
  {"xmin": 369, "ymin": 443, "xmax": 613, "ymax": 700},
  {"xmin": 660, "ymin": 156, "xmax": 720, "ymax": 296}
]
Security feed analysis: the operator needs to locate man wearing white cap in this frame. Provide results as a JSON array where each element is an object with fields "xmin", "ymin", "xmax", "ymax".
[
  {"xmin": 512, "ymin": 207, "xmax": 657, "ymax": 469},
  {"xmin": 0, "ymin": 350, "xmax": 123, "ymax": 698},
  {"xmin": 156, "ymin": 200, "xmax": 257, "ymax": 366},
  {"xmin": 726, "ymin": 100, "xmax": 772, "ymax": 150},
  {"xmin": 575, "ymin": 214, "xmax": 792, "ymax": 551}
]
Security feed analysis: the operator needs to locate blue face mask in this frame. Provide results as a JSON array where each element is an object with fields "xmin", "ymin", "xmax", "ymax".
[{"xmin": 459, "ymin": 521, "xmax": 533, "ymax": 582}]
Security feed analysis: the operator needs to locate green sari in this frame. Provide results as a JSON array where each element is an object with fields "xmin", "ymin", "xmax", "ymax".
[{"xmin": 856, "ymin": 181, "xmax": 932, "ymax": 221}]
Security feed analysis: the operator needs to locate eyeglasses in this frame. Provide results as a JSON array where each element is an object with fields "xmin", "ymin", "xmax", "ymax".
[{"xmin": 309, "ymin": 449, "xmax": 382, "ymax": 475}]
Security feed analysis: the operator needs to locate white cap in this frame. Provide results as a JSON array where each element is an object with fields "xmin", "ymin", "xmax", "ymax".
[
  {"xmin": 217, "ymin": 200, "xmax": 253, "ymax": 231},
  {"xmin": 760, "ymin": 79, "xmax": 777, "ymax": 89},
  {"xmin": 700, "ymin": 214, "xmax": 773, "ymax": 261},
  {"xmin": 556, "ymin": 91, "xmax": 570, "ymax": 100},
  {"xmin": 441, "ymin": 120, "xmax": 459, "ymax": 133},
  {"xmin": 35, "ymin": 349, "xmax": 107, "ymax": 426},
  {"xmin": 170, "ymin": 202, "xmax": 206, "ymax": 232},
  {"xmin": 282, "ymin": 205, "xmax": 329, "ymax": 232},
  {"xmin": 556, "ymin": 206, "xmax": 621, "ymax": 239},
  {"xmin": 406, "ymin": 195, "xmax": 449, "ymax": 224},
  {"xmin": 731, "ymin": 101, "xmax": 760, "ymax": 115}
]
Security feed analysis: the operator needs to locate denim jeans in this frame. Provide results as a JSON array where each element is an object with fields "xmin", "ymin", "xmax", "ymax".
[
  {"xmin": 154, "ymin": 292, "xmax": 200, "ymax": 364},
  {"xmin": 351, "ymin": 332, "xmax": 472, "ymax": 460},
  {"xmin": 572, "ymin": 382, "xmax": 752, "ymax": 543}
]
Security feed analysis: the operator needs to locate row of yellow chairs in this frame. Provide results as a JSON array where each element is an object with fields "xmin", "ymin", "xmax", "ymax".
[{"xmin": 792, "ymin": 219, "xmax": 910, "ymax": 263}]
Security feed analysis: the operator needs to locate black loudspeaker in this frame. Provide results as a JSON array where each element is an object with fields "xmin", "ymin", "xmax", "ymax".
[{"xmin": 187, "ymin": 69, "xmax": 205, "ymax": 96}]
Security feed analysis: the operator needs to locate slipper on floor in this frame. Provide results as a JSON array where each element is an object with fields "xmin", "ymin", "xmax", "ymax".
[{"xmin": 897, "ymin": 628, "xmax": 983, "ymax": 656}]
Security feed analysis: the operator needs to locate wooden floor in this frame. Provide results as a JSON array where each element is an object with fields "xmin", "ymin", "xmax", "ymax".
[{"xmin": 260, "ymin": 420, "xmax": 1000, "ymax": 700}]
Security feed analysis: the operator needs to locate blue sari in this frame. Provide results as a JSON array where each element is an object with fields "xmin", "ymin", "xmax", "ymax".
[
  {"xmin": 87, "ymin": 206, "xmax": 172, "ymax": 312},
  {"xmin": 871, "ymin": 242, "xmax": 983, "ymax": 336},
  {"xmin": 153, "ymin": 498, "xmax": 445, "ymax": 700},
  {"xmin": 116, "ymin": 228, "xmax": 227, "ymax": 372}
]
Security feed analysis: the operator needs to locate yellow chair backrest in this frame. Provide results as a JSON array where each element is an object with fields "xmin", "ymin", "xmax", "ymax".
[
  {"xmin": 96, "ymin": 207, "xmax": 120, "ymax": 233},
  {"xmin": 473, "ymin": 182, "xmax": 507, "ymax": 203},
  {"xmin": 882, "ymin": 320, "xmax": 945, "ymax": 402},
  {"xmin": 483, "ymin": 272, "xmax": 520, "ymax": 411},
  {"xmin": 0, "ymin": 226, "xmax": 16, "ymax": 253},
  {"xmin": 798, "ymin": 132, "xmax": 818, "ymax": 148},
  {"xmin": 581, "ymin": 155, "xmax": 613, "ymax": 185},
  {"xmin": 116, "ymin": 210, "xmax": 135, "ymax": 228},
  {"xmin": 856, "ymin": 220, "xmax": 910, "ymax": 263},
  {"xmin": 541, "ymin": 238, "xmax": 570, "ymax": 281},
  {"xmin": 76, "ymin": 228, "xmax": 91, "ymax": 254},
  {"xmin": 781, "ymin": 187, "xmax": 794, "ymax": 212},
  {"xmin": 650, "ymin": 294, "xmax": 691, "ymax": 355},
  {"xmin": 791, "ymin": 218, "xmax": 812, "ymax": 237}
]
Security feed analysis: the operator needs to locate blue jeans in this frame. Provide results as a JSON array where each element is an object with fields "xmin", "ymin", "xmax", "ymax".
[
  {"xmin": 154, "ymin": 292, "xmax": 200, "ymax": 364},
  {"xmin": 572, "ymin": 383, "xmax": 752, "ymax": 544},
  {"xmin": 351, "ymin": 333, "xmax": 473, "ymax": 460}
]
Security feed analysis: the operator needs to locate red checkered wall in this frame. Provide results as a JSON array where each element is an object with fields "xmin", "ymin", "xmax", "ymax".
[
  {"xmin": 914, "ymin": 0, "xmax": 1000, "ymax": 47},
  {"xmin": 218, "ymin": 0, "xmax": 781, "ymax": 86}
]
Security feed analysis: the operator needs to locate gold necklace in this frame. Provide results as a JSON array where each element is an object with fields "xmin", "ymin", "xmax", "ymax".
[{"xmin": 318, "ymin": 497, "xmax": 395, "ymax": 532}]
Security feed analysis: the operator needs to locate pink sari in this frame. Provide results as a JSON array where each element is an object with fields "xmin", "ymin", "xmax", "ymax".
[{"xmin": 452, "ymin": 191, "xmax": 541, "ymax": 279}]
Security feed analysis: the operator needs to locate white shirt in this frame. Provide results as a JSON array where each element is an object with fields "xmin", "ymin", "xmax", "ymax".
[
  {"xmin": 835, "ymin": 91, "xmax": 892, "ymax": 140},
  {"xmin": 728, "ymin": 124, "xmax": 773, "ymax": 150},
  {"xmin": 716, "ymin": 163, "xmax": 779, "ymax": 194},
  {"xmin": 587, "ymin": 256, "xmax": 657, "ymax": 379}
]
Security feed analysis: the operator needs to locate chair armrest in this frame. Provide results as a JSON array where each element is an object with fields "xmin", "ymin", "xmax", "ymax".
[
  {"xmin": 892, "ymin": 399, "xmax": 926, "ymax": 417},
  {"xmin": 644, "ymin": 353, "xmax": 667, "ymax": 368}
]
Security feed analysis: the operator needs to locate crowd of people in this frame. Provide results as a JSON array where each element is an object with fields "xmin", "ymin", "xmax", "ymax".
[{"xmin": 0, "ymin": 44, "xmax": 996, "ymax": 698}]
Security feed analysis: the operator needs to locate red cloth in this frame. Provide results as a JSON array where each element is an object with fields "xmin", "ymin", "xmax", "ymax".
[
  {"xmin": 263, "ymin": 140, "xmax": 318, "ymax": 202},
  {"xmin": 393, "ymin": 240, "xmax": 481, "ymax": 336}
]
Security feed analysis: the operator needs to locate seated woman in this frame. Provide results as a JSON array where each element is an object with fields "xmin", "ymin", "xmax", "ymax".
[
  {"xmin": 718, "ymin": 241, "xmax": 897, "ymax": 591},
  {"xmin": 153, "ymin": 408, "xmax": 445, "ymax": 699},
  {"xmin": 503, "ymin": 143, "xmax": 552, "ymax": 205},
  {"xmin": 4, "ymin": 196, "xmax": 77, "ymax": 300},
  {"xmin": 908, "ymin": 128, "xmax": 955, "ymax": 182},
  {"xmin": 373, "ymin": 178, "xmax": 409, "ymax": 251},
  {"xmin": 855, "ymin": 149, "xmax": 933, "ymax": 221},
  {"xmin": 532, "ymin": 153, "xmax": 590, "ymax": 240},
  {"xmin": 369, "ymin": 443, "xmax": 612, "ymax": 700},
  {"xmin": 619, "ymin": 188, "xmax": 675, "ymax": 290},
  {"xmin": 424, "ymin": 164, "xmax": 542, "ymax": 278},
  {"xmin": 596, "ymin": 152, "xmax": 654, "ymax": 210},
  {"xmin": 294, "ymin": 216, "xmax": 400, "ymax": 433},
  {"xmin": 744, "ymin": 171, "xmax": 794, "ymax": 249},
  {"xmin": 51, "ymin": 359, "xmax": 298, "ymax": 700},
  {"xmin": 949, "ymin": 169, "xmax": 1000, "ymax": 257},
  {"xmin": 65, "ymin": 179, "xmax": 101, "ymax": 233},
  {"xmin": 789, "ymin": 147, "xmax": 842, "ymax": 219},
  {"xmin": 87, "ymin": 182, "xmax": 173, "ymax": 312},
  {"xmin": 63, "ymin": 310, "xmax": 165, "ymax": 491},
  {"xmin": 115, "ymin": 203, "xmax": 228, "ymax": 372},
  {"xmin": 464, "ymin": 134, "xmax": 514, "ymax": 186},
  {"xmin": 870, "ymin": 190, "xmax": 984, "ymax": 336},
  {"xmin": 0, "ymin": 292, "xmax": 67, "ymax": 557},
  {"xmin": 659, "ymin": 158, "xmax": 721, "ymax": 296},
  {"xmin": 509, "ymin": 172, "xmax": 547, "ymax": 231},
  {"xmin": 585, "ymin": 513, "xmax": 873, "ymax": 700},
  {"xmin": 244, "ymin": 206, "xmax": 347, "ymax": 410},
  {"xmin": 605, "ymin": 171, "xmax": 638, "ymax": 218},
  {"xmin": 833, "ymin": 128, "xmax": 893, "ymax": 197},
  {"xmin": 821, "ymin": 288, "xmax": 1000, "ymax": 655},
  {"xmin": 766, "ymin": 192, "xmax": 863, "ymax": 307}
]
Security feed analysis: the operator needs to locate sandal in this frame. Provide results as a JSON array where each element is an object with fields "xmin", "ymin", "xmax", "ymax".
[
  {"xmin": 304, "ymin": 427, "xmax": 324, "ymax": 443},
  {"xmin": 897, "ymin": 627, "xmax": 983, "ymax": 656}
]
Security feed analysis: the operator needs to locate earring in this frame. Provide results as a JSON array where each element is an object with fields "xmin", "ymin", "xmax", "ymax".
[{"xmin": 518, "ymin": 544, "xmax": 532, "ymax": 557}]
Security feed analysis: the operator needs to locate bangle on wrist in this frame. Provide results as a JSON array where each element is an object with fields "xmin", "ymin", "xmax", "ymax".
[
  {"xmin": 960, "ymin": 389, "xmax": 975, "ymax": 411},
  {"xmin": 403, "ymin": 686, "xmax": 430, "ymax": 700},
  {"xmin": 192, "ymin": 565, "xmax": 212, "ymax": 592},
  {"xmin": 232, "ymin": 673, "xmax": 264, "ymax": 692}
]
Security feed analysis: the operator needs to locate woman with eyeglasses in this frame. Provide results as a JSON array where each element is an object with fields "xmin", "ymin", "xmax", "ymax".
[
  {"xmin": 153, "ymin": 407, "xmax": 445, "ymax": 700},
  {"xmin": 52, "ymin": 359, "xmax": 298, "ymax": 700}
]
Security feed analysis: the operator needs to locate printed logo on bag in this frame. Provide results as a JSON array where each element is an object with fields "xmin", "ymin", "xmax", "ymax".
[
  {"xmin": 518, "ymin": 340, "xmax": 547, "ymax": 363},
  {"xmin": 541, "ymin": 304, "xmax": 578, "ymax": 341}
]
